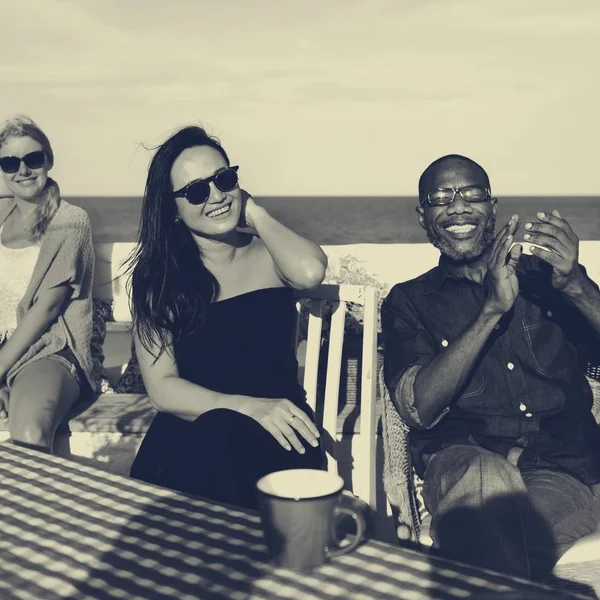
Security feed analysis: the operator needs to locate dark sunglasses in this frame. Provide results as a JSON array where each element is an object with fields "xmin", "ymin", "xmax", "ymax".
[
  {"xmin": 0, "ymin": 151, "xmax": 45, "ymax": 174},
  {"xmin": 173, "ymin": 166, "xmax": 239, "ymax": 205}
]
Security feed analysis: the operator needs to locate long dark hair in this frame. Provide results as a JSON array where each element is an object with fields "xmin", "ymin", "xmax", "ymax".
[{"xmin": 126, "ymin": 125, "xmax": 230, "ymax": 358}]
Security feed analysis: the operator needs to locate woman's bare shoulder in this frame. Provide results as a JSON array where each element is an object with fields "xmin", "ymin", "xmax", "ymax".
[
  {"xmin": 245, "ymin": 234, "xmax": 286, "ymax": 285},
  {"xmin": 246, "ymin": 234, "xmax": 273, "ymax": 262}
]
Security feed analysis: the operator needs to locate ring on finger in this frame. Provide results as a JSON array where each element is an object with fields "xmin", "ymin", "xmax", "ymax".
[{"xmin": 287, "ymin": 414, "xmax": 296, "ymax": 426}]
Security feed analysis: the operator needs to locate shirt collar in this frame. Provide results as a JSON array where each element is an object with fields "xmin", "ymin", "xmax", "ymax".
[
  {"xmin": 423, "ymin": 255, "xmax": 453, "ymax": 295},
  {"xmin": 423, "ymin": 254, "xmax": 492, "ymax": 295},
  {"xmin": 422, "ymin": 251, "xmax": 543, "ymax": 296}
]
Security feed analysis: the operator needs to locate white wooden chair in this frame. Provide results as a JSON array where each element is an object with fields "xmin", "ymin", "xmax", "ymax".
[{"xmin": 293, "ymin": 284, "xmax": 379, "ymax": 512}]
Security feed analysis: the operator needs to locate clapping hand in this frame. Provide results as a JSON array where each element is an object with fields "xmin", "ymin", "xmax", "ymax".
[
  {"xmin": 523, "ymin": 210, "xmax": 582, "ymax": 293},
  {"xmin": 484, "ymin": 214, "xmax": 522, "ymax": 316}
]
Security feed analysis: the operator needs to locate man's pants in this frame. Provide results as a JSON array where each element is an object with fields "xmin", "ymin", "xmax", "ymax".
[{"xmin": 422, "ymin": 445, "xmax": 600, "ymax": 578}]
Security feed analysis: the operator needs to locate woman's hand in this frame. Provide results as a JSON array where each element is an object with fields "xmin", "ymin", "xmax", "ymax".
[
  {"xmin": 239, "ymin": 396, "xmax": 320, "ymax": 453},
  {"xmin": 237, "ymin": 190, "xmax": 261, "ymax": 233}
]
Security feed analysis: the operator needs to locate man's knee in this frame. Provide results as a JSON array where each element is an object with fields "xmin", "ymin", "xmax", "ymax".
[
  {"xmin": 426, "ymin": 448, "xmax": 525, "ymax": 510},
  {"xmin": 455, "ymin": 452, "xmax": 526, "ymax": 503},
  {"xmin": 470, "ymin": 451, "xmax": 517, "ymax": 478}
]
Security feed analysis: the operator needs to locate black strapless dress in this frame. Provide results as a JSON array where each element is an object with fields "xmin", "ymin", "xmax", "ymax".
[{"xmin": 130, "ymin": 287, "xmax": 325, "ymax": 509}]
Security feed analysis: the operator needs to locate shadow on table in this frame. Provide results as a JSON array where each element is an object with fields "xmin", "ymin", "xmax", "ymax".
[
  {"xmin": 72, "ymin": 493, "xmax": 273, "ymax": 600},
  {"xmin": 66, "ymin": 484, "xmax": 597, "ymax": 599},
  {"xmin": 419, "ymin": 495, "xmax": 598, "ymax": 599}
]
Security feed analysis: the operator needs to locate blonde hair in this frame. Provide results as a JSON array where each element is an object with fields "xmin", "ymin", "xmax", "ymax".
[{"xmin": 0, "ymin": 115, "xmax": 60, "ymax": 241}]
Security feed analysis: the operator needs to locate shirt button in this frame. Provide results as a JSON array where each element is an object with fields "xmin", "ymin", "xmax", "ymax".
[
  {"xmin": 546, "ymin": 310, "xmax": 553, "ymax": 318},
  {"xmin": 494, "ymin": 324, "xmax": 500, "ymax": 330},
  {"xmin": 441, "ymin": 339, "xmax": 448, "ymax": 347},
  {"xmin": 519, "ymin": 403, "xmax": 527, "ymax": 412},
  {"xmin": 525, "ymin": 412, "xmax": 533, "ymax": 418},
  {"xmin": 507, "ymin": 362, "xmax": 515, "ymax": 370}
]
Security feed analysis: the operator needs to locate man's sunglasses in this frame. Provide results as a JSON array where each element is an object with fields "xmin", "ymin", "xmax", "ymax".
[
  {"xmin": 0, "ymin": 151, "xmax": 45, "ymax": 174},
  {"xmin": 173, "ymin": 166, "xmax": 240, "ymax": 205},
  {"xmin": 420, "ymin": 185, "xmax": 491, "ymax": 207}
]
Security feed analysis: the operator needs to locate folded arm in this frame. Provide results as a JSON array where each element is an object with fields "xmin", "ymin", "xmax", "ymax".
[
  {"xmin": 135, "ymin": 330, "xmax": 321, "ymax": 453},
  {"xmin": 135, "ymin": 330, "xmax": 245, "ymax": 421},
  {"xmin": 244, "ymin": 195, "xmax": 327, "ymax": 290},
  {"xmin": 411, "ymin": 307, "xmax": 500, "ymax": 427},
  {"xmin": 0, "ymin": 284, "xmax": 71, "ymax": 382},
  {"xmin": 382, "ymin": 293, "xmax": 501, "ymax": 429}
]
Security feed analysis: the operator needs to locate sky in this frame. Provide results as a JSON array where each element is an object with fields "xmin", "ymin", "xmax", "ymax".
[{"xmin": 0, "ymin": 0, "xmax": 599, "ymax": 197}]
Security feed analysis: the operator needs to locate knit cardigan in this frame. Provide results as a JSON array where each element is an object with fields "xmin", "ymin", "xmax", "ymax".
[{"xmin": 0, "ymin": 198, "xmax": 95, "ymax": 391}]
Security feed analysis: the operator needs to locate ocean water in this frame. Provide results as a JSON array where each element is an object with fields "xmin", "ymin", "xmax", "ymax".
[{"xmin": 69, "ymin": 196, "xmax": 600, "ymax": 245}]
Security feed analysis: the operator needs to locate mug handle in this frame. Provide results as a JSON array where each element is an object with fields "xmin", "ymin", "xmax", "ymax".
[{"xmin": 327, "ymin": 506, "xmax": 366, "ymax": 559}]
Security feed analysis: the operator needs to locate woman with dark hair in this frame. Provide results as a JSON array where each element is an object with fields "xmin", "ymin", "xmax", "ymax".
[
  {"xmin": 128, "ymin": 125, "xmax": 328, "ymax": 509},
  {"xmin": 0, "ymin": 116, "xmax": 95, "ymax": 453}
]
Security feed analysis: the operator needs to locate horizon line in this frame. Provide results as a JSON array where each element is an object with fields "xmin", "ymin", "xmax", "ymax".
[{"xmin": 65, "ymin": 194, "xmax": 600, "ymax": 199}]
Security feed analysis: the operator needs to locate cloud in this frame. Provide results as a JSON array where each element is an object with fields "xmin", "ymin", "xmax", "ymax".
[{"xmin": 0, "ymin": 0, "xmax": 598, "ymax": 195}]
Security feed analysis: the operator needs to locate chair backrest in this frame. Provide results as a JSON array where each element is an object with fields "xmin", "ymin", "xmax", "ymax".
[
  {"xmin": 94, "ymin": 242, "xmax": 135, "ymax": 322},
  {"xmin": 293, "ymin": 284, "xmax": 378, "ymax": 511}
]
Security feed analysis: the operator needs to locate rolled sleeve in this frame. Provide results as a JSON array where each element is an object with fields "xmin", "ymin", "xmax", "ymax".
[
  {"xmin": 381, "ymin": 285, "xmax": 445, "ymax": 429},
  {"xmin": 381, "ymin": 287, "xmax": 437, "ymax": 388},
  {"xmin": 394, "ymin": 365, "xmax": 449, "ymax": 429}
]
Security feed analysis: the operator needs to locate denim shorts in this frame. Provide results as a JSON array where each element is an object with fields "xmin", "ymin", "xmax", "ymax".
[
  {"xmin": 44, "ymin": 346, "xmax": 89, "ymax": 393},
  {"xmin": 1, "ymin": 333, "xmax": 88, "ymax": 394}
]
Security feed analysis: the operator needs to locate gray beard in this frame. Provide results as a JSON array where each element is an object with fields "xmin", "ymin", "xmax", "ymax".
[{"xmin": 426, "ymin": 214, "xmax": 496, "ymax": 262}]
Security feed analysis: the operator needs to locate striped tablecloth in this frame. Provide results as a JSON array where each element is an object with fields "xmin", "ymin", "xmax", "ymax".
[{"xmin": 0, "ymin": 444, "xmax": 580, "ymax": 600}]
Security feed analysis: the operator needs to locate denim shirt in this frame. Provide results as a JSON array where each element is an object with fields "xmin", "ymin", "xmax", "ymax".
[{"xmin": 382, "ymin": 254, "xmax": 600, "ymax": 486}]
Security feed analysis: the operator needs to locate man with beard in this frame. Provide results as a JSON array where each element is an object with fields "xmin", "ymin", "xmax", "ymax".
[{"xmin": 381, "ymin": 154, "xmax": 600, "ymax": 578}]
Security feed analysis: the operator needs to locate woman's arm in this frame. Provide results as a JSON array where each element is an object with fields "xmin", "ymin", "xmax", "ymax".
[
  {"xmin": 136, "ymin": 330, "xmax": 320, "ymax": 453},
  {"xmin": 135, "ymin": 330, "xmax": 246, "ymax": 420},
  {"xmin": 0, "ymin": 284, "xmax": 71, "ymax": 382},
  {"xmin": 243, "ymin": 193, "xmax": 327, "ymax": 290}
]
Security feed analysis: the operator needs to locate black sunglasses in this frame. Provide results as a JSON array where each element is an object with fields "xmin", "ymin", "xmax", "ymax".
[
  {"xmin": 173, "ymin": 166, "xmax": 239, "ymax": 205},
  {"xmin": 0, "ymin": 151, "xmax": 45, "ymax": 174}
]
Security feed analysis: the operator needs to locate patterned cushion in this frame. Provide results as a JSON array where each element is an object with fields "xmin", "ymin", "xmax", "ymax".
[
  {"xmin": 588, "ymin": 376, "xmax": 600, "ymax": 425},
  {"xmin": 90, "ymin": 299, "xmax": 115, "ymax": 394},
  {"xmin": 413, "ymin": 475, "xmax": 428, "ymax": 521},
  {"xmin": 115, "ymin": 340, "xmax": 146, "ymax": 394}
]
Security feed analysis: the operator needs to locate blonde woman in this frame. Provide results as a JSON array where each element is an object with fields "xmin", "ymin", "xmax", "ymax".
[{"xmin": 0, "ymin": 116, "xmax": 95, "ymax": 453}]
